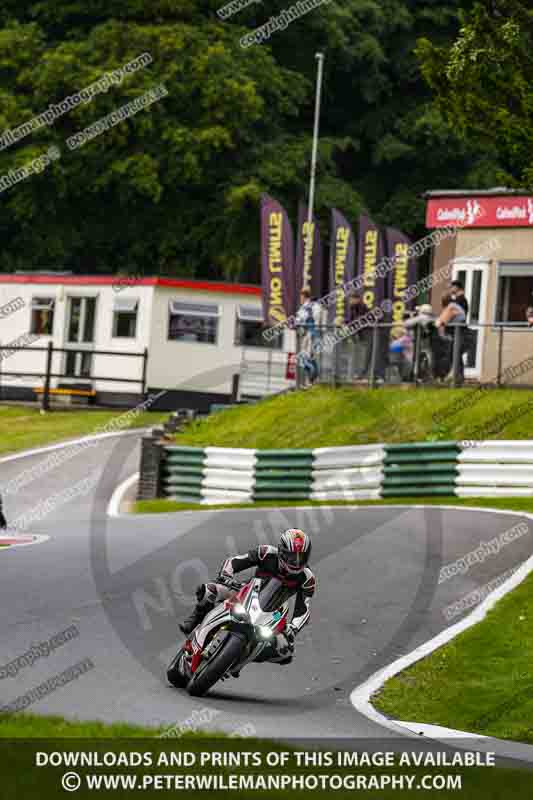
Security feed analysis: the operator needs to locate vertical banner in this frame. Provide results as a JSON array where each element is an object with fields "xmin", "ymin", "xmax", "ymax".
[
  {"xmin": 328, "ymin": 209, "xmax": 356, "ymax": 324},
  {"xmin": 385, "ymin": 227, "xmax": 418, "ymax": 336},
  {"xmin": 295, "ymin": 201, "xmax": 323, "ymax": 299},
  {"xmin": 260, "ymin": 194, "xmax": 296, "ymax": 325},
  {"xmin": 357, "ymin": 215, "xmax": 387, "ymax": 313}
]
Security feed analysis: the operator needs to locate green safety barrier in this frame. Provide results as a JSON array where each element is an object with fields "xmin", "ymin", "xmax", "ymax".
[
  {"xmin": 154, "ymin": 441, "xmax": 471, "ymax": 504},
  {"xmin": 383, "ymin": 442, "xmax": 459, "ymax": 496}
]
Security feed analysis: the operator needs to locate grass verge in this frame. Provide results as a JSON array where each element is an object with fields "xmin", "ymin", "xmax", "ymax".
[
  {"xmin": 134, "ymin": 496, "xmax": 533, "ymax": 515},
  {"xmin": 374, "ymin": 563, "xmax": 533, "ymax": 744},
  {"xmin": 0, "ymin": 711, "xmax": 163, "ymax": 738},
  {"xmin": 1, "ymin": 713, "xmax": 532, "ymax": 797},
  {"xmin": 0, "ymin": 405, "xmax": 167, "ymax": 457},
  {"xmin": 171, "ymin": 385, "xmax": 533, "ymax": 448}
]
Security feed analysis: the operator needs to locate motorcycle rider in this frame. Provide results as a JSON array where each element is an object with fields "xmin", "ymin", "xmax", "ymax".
[{"xmin": 179, "ymin": 529, "xmax": 315, "ymax": 665}]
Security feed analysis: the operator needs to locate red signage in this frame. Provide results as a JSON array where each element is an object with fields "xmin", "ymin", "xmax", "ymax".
[
  {"xmin": 426, "ymin": 196, "xmax": 533, "ymax": 228},
  {"xmin": 286, "ymin": 353, "xmax": 296, "ymax": 381}
]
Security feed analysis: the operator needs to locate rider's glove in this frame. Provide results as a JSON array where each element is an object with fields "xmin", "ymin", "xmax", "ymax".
[{"xmin": 277, "ymin": 627, "xmax": 295, "ymax": 656}]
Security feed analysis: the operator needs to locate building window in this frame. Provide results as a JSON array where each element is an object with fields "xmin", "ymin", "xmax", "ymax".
[
  {"xmin": 112, "ymin": 297, "xmax": 138, "ymax": 338},
  {"xmin": 495, "ymin": 263, "xmax": 533, "ymax": 323},
  {"xmin": 30, "ymin": 297, "xmax": 55, "ymax": 335},
  {"xmin": 235, "ymin": 305, "xmax": 281, "ymax": 348},
  {"xmin": 168, "ymin": 301, "xmax": 219, "ymax": 344}
]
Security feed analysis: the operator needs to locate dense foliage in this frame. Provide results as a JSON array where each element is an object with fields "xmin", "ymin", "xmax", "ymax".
[
  {"xmin": 417, "ymin": 0, "xmax": 533, "ymax": 187},
  {"xmin": 0, "ymin": 1, "xmax": 506, "ymax": 279}
]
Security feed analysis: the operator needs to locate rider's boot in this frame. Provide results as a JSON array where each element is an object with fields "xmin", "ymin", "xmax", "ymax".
[{"xmin": 179, "ymin": 601, "xmax": 214, "ymax": 635}]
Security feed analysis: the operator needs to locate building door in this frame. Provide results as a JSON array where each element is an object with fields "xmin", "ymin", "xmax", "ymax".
[
  {"xmin": 65, "ymin": 296, "xmax": 97, "ymax": 379},
  {"xmin": 452, "ymin": 261, "xmax": 489, "ymax": 379}
]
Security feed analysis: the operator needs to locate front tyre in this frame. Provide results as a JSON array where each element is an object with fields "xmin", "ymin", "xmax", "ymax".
[
  {"xmin": 167, "ymin": 647, "xmax": 189, "ymax": 689},
  {"xmin": 187, "ymin": 633, "xmax": 244, "ymax": 697}
]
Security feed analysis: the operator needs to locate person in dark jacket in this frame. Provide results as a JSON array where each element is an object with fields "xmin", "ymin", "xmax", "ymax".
[
  {"xmin": 450, "ymin": 280, "xmax": 469, "ymax": 316},
  {"xmin": 348, "ymin": 292, "xmax": 372, "ymax": 378}
]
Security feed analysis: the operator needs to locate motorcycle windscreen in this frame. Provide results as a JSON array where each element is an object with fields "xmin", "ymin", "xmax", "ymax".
[{"xmin": 258, "ymin": 577, "xmax": 292, "ymax": 611}]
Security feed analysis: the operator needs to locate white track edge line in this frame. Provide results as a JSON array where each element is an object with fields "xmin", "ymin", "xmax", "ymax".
[
  {"xmin": 350, "ymin": 508, "xmax": 533, "ymax": 761},
  {"xmin": 108, "ymin": 473, "xmax": 140, "ymax": 517},
  {"xmin": 0, "ymin": 427, "xmax": 148, "ymax": 466}
]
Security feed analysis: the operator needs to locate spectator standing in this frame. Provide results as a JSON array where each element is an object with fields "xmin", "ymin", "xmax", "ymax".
[
  {"xmin": 450, "ymin": 280, "xmax": 469, "ymax": 317},
  {"xmin": 295, "ymin": 289, "xmax": 321, "ymax": 386},
  {"xmin": 436, "ymin": 293, "xmax": 467, "ymax": 383},
  {"xmin": 404, "ymin": 303, "xmax": 435, "ymax": 330},
  {"xmin": 347, "ymin": 292, "xmax": 371, "ymax": 379},
  {"xmin": 404, "ymin": 304, "xmax": 436, "ymax": 381}
]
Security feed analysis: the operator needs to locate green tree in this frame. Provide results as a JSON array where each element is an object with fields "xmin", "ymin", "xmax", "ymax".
[
  {"xmin": 417, "ymin": 0, "xmax": 533, "ymax": 186},
  {"xmin": 0, "ymin": 0, "xmax": 506, "ymax": 279}
]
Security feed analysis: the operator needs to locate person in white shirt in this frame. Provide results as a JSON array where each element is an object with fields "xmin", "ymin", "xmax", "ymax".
[{"xmin": 295, "ymin": 289, "xmax": 321, "ymax": 386}]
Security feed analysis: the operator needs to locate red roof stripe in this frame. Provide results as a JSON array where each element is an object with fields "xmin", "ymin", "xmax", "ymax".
[{"xmin": 0, "ymin": 275, "xmax": 262, "ymax": 296}]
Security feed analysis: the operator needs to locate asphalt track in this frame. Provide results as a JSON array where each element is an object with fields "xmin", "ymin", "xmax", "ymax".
[{"xmin": 1, "ymin": 431, "xmax": 533, "ymax": 740}]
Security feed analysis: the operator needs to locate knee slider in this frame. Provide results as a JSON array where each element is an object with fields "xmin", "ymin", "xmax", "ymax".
[
  {"xmin": 195, "ymin": 584, "xmax": 207, "ymax": 602},
  {"xmin": 197, "ymin": 582, "xmax": 218, "ymax": 603}
]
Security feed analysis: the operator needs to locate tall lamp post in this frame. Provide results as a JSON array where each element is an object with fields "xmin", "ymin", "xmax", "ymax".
[{"xmin": 303, "ymin": 52, "xmax": 325, "ymax": 292}]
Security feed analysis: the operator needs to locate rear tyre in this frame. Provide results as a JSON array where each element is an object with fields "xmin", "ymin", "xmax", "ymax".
[
  {"xmin": 187, "ymin": 633, "xmax": 244, "ymax": 697},
  {"xmin": 167, "ymin": 647, "xmax": 189, "ymax": 689}
]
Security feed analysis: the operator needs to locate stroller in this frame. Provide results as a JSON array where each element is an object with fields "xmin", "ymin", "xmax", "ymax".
[{"xmin": 416, "ymin": 321, "xmax": 452, "ymax": 382}]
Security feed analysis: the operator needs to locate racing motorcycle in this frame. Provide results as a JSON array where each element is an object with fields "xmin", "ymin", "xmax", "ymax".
[{"xmin": 167, "ymin": 575, "xmax": 291, "ymax": 697}]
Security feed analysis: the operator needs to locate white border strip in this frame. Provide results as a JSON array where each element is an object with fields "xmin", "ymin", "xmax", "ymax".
[
  {"xmin": 351, "ymin": 505, "xmax": 533, "ymax": 761},
  {"xmin": 0, "ymin": 427, "xmax": 147, "ymax": 466},
  {"xmin": 108, "ymin": 472, "xmax": 140, "ymax": 517}
]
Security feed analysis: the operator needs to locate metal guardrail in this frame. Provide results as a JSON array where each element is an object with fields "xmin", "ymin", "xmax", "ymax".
[
  {"xmin": 0, "ymin": 341, "xmax": 148, "ymax": 410},
  {"xmin": 295, "ymin": 321, "xmax": 533, "ymax": 389},
  {"xmin": 239, "ymin": 348, "xmax": 294, "ymax": 397}
]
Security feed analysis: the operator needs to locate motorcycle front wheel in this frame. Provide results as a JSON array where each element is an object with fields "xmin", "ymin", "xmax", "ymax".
[
  {"xmin": 187, "ymin": 633, "xmax": 244, "ymax": 697},
  {"xmin": 167, "ymin": 646, "xmax": 189, "ymax": 689}
]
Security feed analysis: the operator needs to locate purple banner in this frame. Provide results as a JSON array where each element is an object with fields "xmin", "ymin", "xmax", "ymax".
[
  {"xmin": 328, "ymin": 209, "xmax": 356, "ymax": 325},
  {"xmin": 295, "ymin": 201, "xmax": 323, "ymax": 299},
  {"xmin": 385, "ymin": 226, "xmax": 418, "ymax": 335},
  {"xmin": 260, "ymin": 194, "xmax": 296, "ymax": 324},
  {"xmin": 357, "ymin": 214, "xmax": 387, "ymax": 315}
]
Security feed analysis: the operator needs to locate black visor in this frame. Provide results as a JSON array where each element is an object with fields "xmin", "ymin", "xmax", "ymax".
[{"xmin": 282, "ymin": 550, "xmax": 308, "ymax": 568}]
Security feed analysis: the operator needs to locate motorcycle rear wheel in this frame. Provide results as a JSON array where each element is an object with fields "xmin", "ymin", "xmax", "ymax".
[{"xmin": 187, "ymin": 633, "xmax": 244, "ymax": 697}]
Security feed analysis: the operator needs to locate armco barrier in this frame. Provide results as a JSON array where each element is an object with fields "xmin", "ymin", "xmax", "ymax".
[
  {"xmin": 311, "ymin": 445, "xmax": 383, "ymax": 501},
  {"xmin": 144, "ymin": 437, "xmax": 533, "ymax": 504},
  {"xmin": 161, "ymin": 446, "xmax": 255, "ymax": 504},
  {"xmin": 254, "ymin": 450, "xmax": 314, "ymax": 502},
  {"xmin": 456, "ymin": 440, "xmax": 533, "ymax": 497},
  {"xmin": 382, "ymin": 442, "xmax": 460, "ymax": 497},
  {"xmin": 158, "ymin": 444, "xmax": 384, "ymax": 504}
]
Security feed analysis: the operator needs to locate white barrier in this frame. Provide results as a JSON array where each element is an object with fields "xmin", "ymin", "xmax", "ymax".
[
  {"xmin": 201, "ymin": 488, "xmax": 253, "ymax": 505},
  {"xmin": 459, "ymin": 441, "xmax": 533, "ymax": 463},
  {"xmin": 457, "ymin": 465, "xmax": 533, "ymax": 487},
  {"xmin": 456, "ymin": 487, "xmax": 533, "ymax": 498},
  {"xmin": 313, "ymin": 445, "xmax": 385, "ymax": 469},
  {"xmin": 312, "ymin": 468, "xmax": 383, "ymax": 491},
  {"xmin": 163, "ymin": 440, "xmax": 533, "ymax": 504},
  {"xmin": 310, "ymin": 489, "xmax": 381, "ymax": 501},
  {"xmin": 202, "ymin": 469, "xmax": 255, "ymax": 491},
  {"xmin": 204, "ymin": 447, "xmax": 257, "ymax": 471}
]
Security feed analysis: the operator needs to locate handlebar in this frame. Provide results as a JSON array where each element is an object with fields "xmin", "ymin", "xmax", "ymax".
[{"xmin": 218, "ymin": 575, "xmax": 243, "ymax": 592}]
